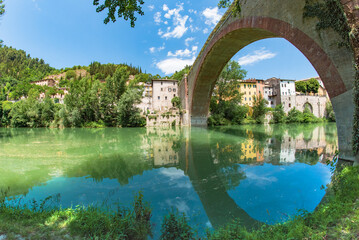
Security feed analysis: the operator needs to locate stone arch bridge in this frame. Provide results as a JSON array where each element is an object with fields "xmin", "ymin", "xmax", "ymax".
[{"xmin": 179, "ymin": 0, "xmax": 358, "ymax": 163}]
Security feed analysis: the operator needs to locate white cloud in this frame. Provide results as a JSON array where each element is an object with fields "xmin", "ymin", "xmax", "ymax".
[
  {"xmin": 148, "ymin": 5, "xmax": 155, "ymax": 11},
  {"xmin": 163, "ymin": 4, "xmax": 169, "ymax": 12},
  {"xmin": 188, "ymin": 9, "xmax": 197, "ymax": 14},
  {"xmin": 156, "ymin": 57, "xmax": 195, "ymax": 75},
  {"xmin": 154, "ymin": 12, "xmax": 161, "ymax": 24},
  {"xmin": 203, "ymin": 28, "xmax": 209, "ymax": 34},
  {"xmin": 158, "ymin": 3, "xmax": 189, "ymax": 39},
  {"xmin": 202, "ymin": 7, "xmax": 222, "ymax": 26},
  {"xmin": 149, "ymin": 44, "xmax": 165, "ymax": 54},
  {"xmin": 190, "ymin": 25, "xmax": 200, "ymax": 33},
  {"xmin": 167, "ymin": 46, "xmax": 198, "ymax": 57},
  {"xmin": 185, "ymin": 37, "xmax": 195, "ymax": 46},
  {"xmin": 237, "ymin": 48, "xmax": 277, "ymax": 66}
]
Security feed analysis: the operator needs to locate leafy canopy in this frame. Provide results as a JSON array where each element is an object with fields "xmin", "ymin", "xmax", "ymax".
[
  {"xmin": 93, "ymin": 0, "xmax": 240, "ymax": 27},
  {"xmin": 93, "ymin": 0, "xmax": 145, "ymax": 27}
]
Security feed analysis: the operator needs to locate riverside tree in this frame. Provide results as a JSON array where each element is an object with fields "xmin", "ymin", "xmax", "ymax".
[{"xmin": 209, "ymin": 60, "xmax": 248, "ymax": 126}]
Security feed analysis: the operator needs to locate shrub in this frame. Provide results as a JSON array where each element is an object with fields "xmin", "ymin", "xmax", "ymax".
[{"xmin": 160, "ymin": 209, "xmax": 194, "ymax": 240}]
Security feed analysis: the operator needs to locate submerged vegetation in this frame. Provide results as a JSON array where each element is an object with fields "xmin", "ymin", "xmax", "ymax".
[{"xmin": 1, "ymin": 164, "xmax": 358, "ymax": 239}]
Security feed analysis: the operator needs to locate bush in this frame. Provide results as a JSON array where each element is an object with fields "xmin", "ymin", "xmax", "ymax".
[
  {"xmin": 272, "ymin": 104, "xmax": 286, "ymax": 123},
  {"xmin": 160, "ymin": 209, "xmax": 194, "ymax": 240},
  {"xmin": 66, "ymin": 70, "xmax": 76, "ymax": 80}
]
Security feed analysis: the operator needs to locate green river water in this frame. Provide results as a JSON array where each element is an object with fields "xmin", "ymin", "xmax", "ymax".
[{"xmin": 0, "ymin": 123, "xmax": 338, "ymax": 237}]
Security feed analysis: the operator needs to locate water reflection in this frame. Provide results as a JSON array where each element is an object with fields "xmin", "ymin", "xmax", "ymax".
[{"xmin": 0, "ymin": 123, "xmax": 337, "ymax": 235}]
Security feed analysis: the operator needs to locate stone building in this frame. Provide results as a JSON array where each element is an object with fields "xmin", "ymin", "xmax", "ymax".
[
  {"xmin": 152, "ymin": 79, "xmax": 178, "ymax": 111},
  {"xmin": 136, "ymin": 79, "xmax": 178, "ymax": 113},
  {"xmin": 263, "ymin": 83, "xmax": 276, "ymax": 108},
  {"xmin": 265, "ymin": 78, "xmax": 296, "ymax": 113},
  {"xmin": 31, "ymin": 79, "xmax": 56, "ymax": 87}
]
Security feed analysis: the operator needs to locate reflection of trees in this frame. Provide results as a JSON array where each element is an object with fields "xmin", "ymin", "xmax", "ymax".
[
  {"xmin": 295, "ymin": 150, "xmax": 320, "ymax": 165},
  {"xmin": 217, "ymin": 165, "xmax": 246, "ymax": 191},
  {"xmin": 65, "ymin": 153, "xmax": 153, "ymax": 185}
]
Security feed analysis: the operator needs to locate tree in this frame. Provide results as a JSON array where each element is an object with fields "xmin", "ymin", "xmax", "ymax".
[
  {"xmin": 117, "ymin": 88, "xmax": 146, "ymax": 127},
  {"xmin": 171, "ymin": 96, "xmax": 181, "ymax": 109},
  {"xmin": 171, "ymin": 65, "xmax": 191, "ymax": 83},
  {"xmin": 209, "ymin": 60, "xmax": 247, "ymax": 125},
  {"xmin": 93, "ymin": 0, "xmax": 145, "ymax": 27},
  {"xmin": 93, "ymin": 0, "xmax": 240, "ymax": 27},
  {"xmin": 252, "ymin": 95, "xmax": 268, "ymax": 124},
  {"xmin": 272, "ymin": 104, "xmax": 286, "ymax": 123},
  {"xmin": 66, "ymin": 70, "xmax": 76, "ymax": 80},
  {"xmin": 0, "ymin": 0, "xmax": 4, "ymax": 17},
  {"xmin": 325, "ymin": 101, "xmax": 336, "ymax": 122},
  {"xmin": 307, "ymin": 78, "xmax": 320, "ymax": 93},
  {"xmin": 295, "ymin": 81, "xmax": 307, "ymax": 93},
  {"xmin": 214, "ymin": 60, "xmax": 247, "ymax": 102}
]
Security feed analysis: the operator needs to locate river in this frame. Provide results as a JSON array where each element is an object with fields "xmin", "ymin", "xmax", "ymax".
[{"xmin": 0, "ymin": 123, "xmax": 338, "ymax": 237}]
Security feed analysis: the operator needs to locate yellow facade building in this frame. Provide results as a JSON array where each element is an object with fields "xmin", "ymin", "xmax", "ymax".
[{"xmin": 238, "ymin": 80, "xmax": 257, "ymax": 106}]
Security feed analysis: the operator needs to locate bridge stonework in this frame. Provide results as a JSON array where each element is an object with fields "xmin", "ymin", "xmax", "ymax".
[{"xmin": 179, "ymin": 0, "xmax": 359, "ymax": 163}]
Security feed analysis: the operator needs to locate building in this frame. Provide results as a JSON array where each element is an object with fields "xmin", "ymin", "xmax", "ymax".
[
  {"xmin": 152, "ymin": 79, "xmax": 178, "ymax": 111},
  {"xmin": 265, "ymin": 78, "xmax": 296, "ymax": 113},
  {"xmin": 238, "ymin": 79, "xmax": 257, "ymax": 106},
  {"xmin": 137, "ymin": 82, "xmax": 153, "ymax": 113},
  {"xmin": 263, "ymin": 83, "xmax": 276, "ymax": 108},
  {"xmin": 136, "ymin": 79, "xmax": 178, "ymax": 113},
  {"xmin": 31, "ymin": 79, "xmax": 56, "ymax": 87}
]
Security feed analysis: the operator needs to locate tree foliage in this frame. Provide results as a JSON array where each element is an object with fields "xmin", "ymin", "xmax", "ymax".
[
  {"xmin": 0, "ymin": 0, "xmax": 4, "ymax": 16},
  {"xmin": 93, "ymin": 0, "xmax": 145, "ymax": 27},
  {"xmin": 272, "ymin": 104, "xmax": 286, "ymax": 123},
  {"xmin": 252, "ymin": 95, "xmax": 268, "ymax": 124},
  {"xmin": 295, "ymin": 78, "xmax": 320, "ymax": 94},
  {"xmin": 171, "ymin": 65, "xmax": 191, "ymax": 83},
  {"xmin": 209, "ymin": 60, "xmax": 247, "ymax": 126}
]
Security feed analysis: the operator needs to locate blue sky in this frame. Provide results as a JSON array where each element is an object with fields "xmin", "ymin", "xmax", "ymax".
[{"xmin": 0, "ymin": 0, "xmax": 318, "ymax": 79}]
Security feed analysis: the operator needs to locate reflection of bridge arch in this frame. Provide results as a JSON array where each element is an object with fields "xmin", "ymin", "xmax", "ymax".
[
  {"xmin": 183, "ymin": 128, "xmax": 261, "ymax": 229},
  {"xmin": 179, "ymin": 1, "xmax": 357, "ymax": 163}
]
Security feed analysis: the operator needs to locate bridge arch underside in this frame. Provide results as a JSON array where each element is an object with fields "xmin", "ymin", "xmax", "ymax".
[{"xmin": 188, "ymin": 17, "xmax": 357, "ymax": 162}]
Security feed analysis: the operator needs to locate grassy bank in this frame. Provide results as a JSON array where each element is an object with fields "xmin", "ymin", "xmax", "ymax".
[{"xmin": 1, "ymin": 165, "xmax": 358, "ymax": 239}]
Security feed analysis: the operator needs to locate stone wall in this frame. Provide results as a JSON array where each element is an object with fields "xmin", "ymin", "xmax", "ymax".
[{"xmin": 296, "ymin": 95, "xmax": 328, "ymax": 118}]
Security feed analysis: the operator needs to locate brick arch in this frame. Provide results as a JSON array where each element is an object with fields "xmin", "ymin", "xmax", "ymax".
[
  {"xmin": 179, "ymin": 9, "xmax": 357, "ymax": 162},
  {"xmin": 188, "ymin": 17, "xmax": 346, "ymax": 123}
]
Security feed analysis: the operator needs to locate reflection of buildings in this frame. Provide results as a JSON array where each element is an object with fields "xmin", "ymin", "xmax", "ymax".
[
  {"xmin": 143, "ymin": 128, "xmax": 180, "ymax": 167},
  {"xmin": 240, "ymin": 130, "xmax": 264, "ymax": 162}
]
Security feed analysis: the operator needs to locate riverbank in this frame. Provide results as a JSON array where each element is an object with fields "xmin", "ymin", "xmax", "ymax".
[{"xmin": 1, "ymin": 165, "xmax": 358, "ymax": 239}]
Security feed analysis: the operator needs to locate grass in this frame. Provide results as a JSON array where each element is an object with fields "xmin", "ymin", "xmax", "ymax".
[
  {"xmin": 0, "ymin": 165, "xmax": 358, "ymax": 239},
  {"xmin": 0, "ymin": 192, "xmax": 152, "ymax": 240}
]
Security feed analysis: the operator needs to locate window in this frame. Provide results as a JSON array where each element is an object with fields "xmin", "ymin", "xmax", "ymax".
[
  {"xmin": 161, "ymin": 82, "xmax": 163, "ymax": 85},
  {"xmin": 254, "ymin": 85, "xmax": 256, "ymax": 88},
  {"xmin": 249, "ymin": 97, "xmax": 251, "ymax": 101},
  {"xmin": 289, "ymin": 103, "xmax": 291, "ymax": 108},
  {"xmin": 168, "ymin": 88, "xmax": 172, "ymax": 92},
  {"xmin": 289, "ymin": 97, "xmax": 291, "ymax": 101},
  {"xmin": 244, "ymin": 84, "xmax": 246, "ymax": 88},
  {"xmin": 165, "ymin": 96, "xmax": 167, "ymax": 100},
  {"xmin": 161, "ymin": 88, "xmax": 163, "ymax": 91},
  {"xmin": 245, "ymin": 97, "xmax": 247, "ymax": 101},
  {"xmin": 285, "ymin": 84, "xmax": 287, "ymax": 87},
  {"xmin": 265, "ymin": 91, "xmax": 267, "ymax": 94},
  {"xmin": 173, "ymin": 82, "xmax": 175, "ymax": 85},
  {"xmin": 173, "ymin": 88, "xmax": 176, "ymax": 92},
  {"xmin": 174, "ymin": 94, "xmax": 176, "ymax": 97},
  {"xmin": 158, "ymin": 96, "xmax": 160, "ymax": 100},
  {"xmin": 271, "ymin": 101, "xmax": 273, "ymax": 104}
]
